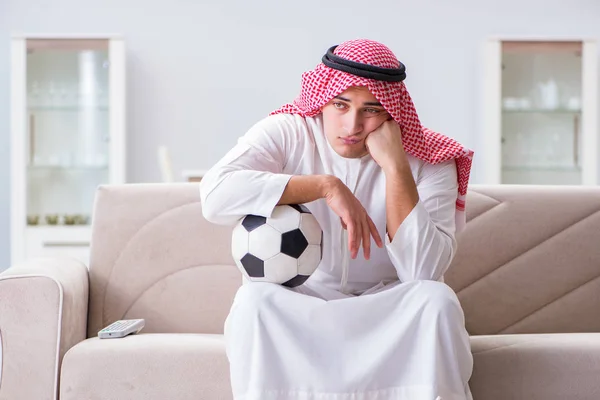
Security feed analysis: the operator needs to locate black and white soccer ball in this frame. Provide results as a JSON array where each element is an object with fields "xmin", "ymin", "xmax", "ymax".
[{"xmin": 231, "ymin": 204, "xmax": 323, "ymax": 287}]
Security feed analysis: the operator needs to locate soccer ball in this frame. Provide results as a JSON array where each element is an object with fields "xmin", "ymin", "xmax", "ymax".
[{"xmin": 231, "ymin": 204, "xmax": 323, "ymax": 287}]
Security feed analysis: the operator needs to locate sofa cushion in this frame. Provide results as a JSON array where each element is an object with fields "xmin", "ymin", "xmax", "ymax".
[
  {"xmin": 59, "ymin": 332, "xmax": 600, "ymax": 400},
  {"xmin": 470, "ymin": 333, "xmax": 600, "ymax": 399},
  {"xmin": 59, "ymin": 333, "xmax": 232, "ymax": 400}
]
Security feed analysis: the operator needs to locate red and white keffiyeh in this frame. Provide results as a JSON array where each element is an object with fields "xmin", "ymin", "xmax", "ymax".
[{"xmin": 271, "ymin": 39, "xmax": 474, "ymax": 232}]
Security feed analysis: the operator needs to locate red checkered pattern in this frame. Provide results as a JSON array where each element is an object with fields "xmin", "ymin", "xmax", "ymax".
[{"xmin": 271, "ymin": 39, "xmax": 474, "ymax": 218}]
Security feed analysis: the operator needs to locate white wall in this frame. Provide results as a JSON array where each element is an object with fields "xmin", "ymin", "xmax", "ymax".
[
  {"xmin": 1, "ymin": 0, "xmax": 10, "ymax": 270},
  {"xmin": 2, "ymin": 0, "xmax": 600, "ymax": 268}
]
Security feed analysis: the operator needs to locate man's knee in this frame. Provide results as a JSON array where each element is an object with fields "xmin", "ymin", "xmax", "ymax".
[
  {"xmin": 225, "ymin": 282, "xmax": 278, "ymax": 337},
  {"xmin": 410, "ymin": 280, "xmax": 462, "ymax": 317},
  {"xmin": 232, "ymin": 281, "xmax": 280, "ymax": 314}
]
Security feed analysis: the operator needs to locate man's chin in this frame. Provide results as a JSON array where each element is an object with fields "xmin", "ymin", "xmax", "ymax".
[{"xmin": 334, "ymin": 146, "xmax": 369, "ymax": 159}]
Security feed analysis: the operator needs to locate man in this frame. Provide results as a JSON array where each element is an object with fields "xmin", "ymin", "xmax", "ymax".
[{"xmin": 200, "ymin": 39, "xmax": 474, "ymax": 400}]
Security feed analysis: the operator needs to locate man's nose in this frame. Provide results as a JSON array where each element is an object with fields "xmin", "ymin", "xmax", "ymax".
[{"xmin": 342, "ymin": 112, "xmax": 363, "ymax": 136}]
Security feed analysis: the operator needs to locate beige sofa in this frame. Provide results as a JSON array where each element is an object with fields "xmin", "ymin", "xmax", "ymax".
[{"xmin": 1, "ymin": 183, "xmax": 600, "ymax": 400}]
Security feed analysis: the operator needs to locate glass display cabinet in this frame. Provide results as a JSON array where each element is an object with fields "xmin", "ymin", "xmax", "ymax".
[
  {"xmin": 482, "ymin": 38, "xmax": 598, "ymax": 185},
  {"xmin": 10, "ymin": 35, "xmax": 126, "ymax": 265}
]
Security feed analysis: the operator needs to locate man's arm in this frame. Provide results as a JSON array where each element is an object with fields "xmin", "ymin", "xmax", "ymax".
[
  {"xmin": 364, "ymin": 120, "xmax": 420, "ymax": 240},
  {"xmin": 384, "ymin": 161, "xmax": 458, "ymax": 282},
  {"xmin": 383, "ymin": 156, "xmax": 419, "ymax": 241},
  {"xmin": 200, "ymin": 115, "xmax": 301, "ymax": 225},
  {"xmin": 366, "ymin": 121, "xmax": 458, "ymax": 281},
  {"xmin": 277, "ymin": 175, "xmax": 336, "ymax": 206},
  {"xmin": 200, "ymin": 115, "xmax": 382, "ymax": 257},
  {"xmin": 201, "ymin": 116, "xmax": 383, "ymax": 257},
  {"xmin": 200, "ymin": 114, "xmax": 339, "ymax": 225}
]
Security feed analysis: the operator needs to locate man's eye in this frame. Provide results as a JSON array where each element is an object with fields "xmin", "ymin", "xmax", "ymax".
[
  {"xmin": 365, "ymin": 108, "xmax": 382, "ymax": 114},
  {"xmin": 333, "ymin": 102, "xmax": 346, "ymax": 109}
]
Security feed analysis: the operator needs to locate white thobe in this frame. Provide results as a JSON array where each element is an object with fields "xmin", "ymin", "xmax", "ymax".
[{"xmin": 200, "ymin": 113, "xmax": 473, "ymax": 400}]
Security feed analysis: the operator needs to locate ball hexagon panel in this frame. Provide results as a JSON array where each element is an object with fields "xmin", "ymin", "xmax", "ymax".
[
  {"xmin": 240, "ymin": 253, "xmax": 264, "ymax": 278},
  {"xmin": 299, "ymin": 213, "xmax": 322, "ymax": 245},
  {"xmin": 242, "ymin": 215, "xmax": 267, "ymax": 232},
  {"xmin": 231, "ymin": 223, "xmax": 250, "ymax": 262},
  {"xmin": 263, "ymin": 253, "xmax": 298, "ymax": 284},
  {"xmin": 281, "ymin": 229, "xmax": 308, "ymax": 259},
  {"xmin": 267, "ymin": 205, "xmax": 301, "ymax": 233},
  {"xmin": 297, "ymin": 244, "xmax": 322, "ymax": 276},
  {"xmin": 248, "ymin": 224, "xmax": 282, "ymax": 260}
]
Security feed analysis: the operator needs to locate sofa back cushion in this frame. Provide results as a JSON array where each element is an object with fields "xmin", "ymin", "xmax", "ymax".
[
  {"xmin": 87, "ymin": 183, "xmax": 240, "ymax": 337},
  {"xmin": 446, "ymin": 185, "xmax": 600, "ymax": 335},
  {"xmin": 88, "ymin": 183, "xmax": 600, "ymax": 337}
]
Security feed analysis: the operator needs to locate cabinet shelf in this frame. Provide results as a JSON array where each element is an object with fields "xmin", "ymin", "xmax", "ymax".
[
  {"xmin": 26, "ymin": 225, "xmax": 91, "ymax": 231},
  {"xmin": 28, "ymin": 106, "xmax": 108, "ymax": 112},
  {"xmin": 27, "ymin": 164, "xmax": 109, "ymax": 171},
  {"xmin": 502, "ymin": 108, "xmax": 581, "ymax": 114},
  {"xmin": 502, "ymin": 165, "xmax": 581, "ymax": 172}
]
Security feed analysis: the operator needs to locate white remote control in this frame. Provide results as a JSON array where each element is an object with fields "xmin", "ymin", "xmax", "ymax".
[{"xmin": 98, "ymin": 319, "xmax": 145, "ymax": 339}]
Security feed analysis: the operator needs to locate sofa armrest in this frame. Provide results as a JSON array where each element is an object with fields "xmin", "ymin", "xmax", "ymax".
[{"xmin": 0, "ymin": 257, "xmax": 89, "ymax": 400}]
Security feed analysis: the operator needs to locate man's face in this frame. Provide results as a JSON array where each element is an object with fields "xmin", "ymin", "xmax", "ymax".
[{"xmin": 322, "ymin": 86, "xmax": 390, "ymax": 159}]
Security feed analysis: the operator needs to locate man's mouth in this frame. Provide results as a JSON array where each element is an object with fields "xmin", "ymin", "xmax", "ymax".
[{"xmin": 340, "ymin": 137, "xmax": 361, "ymax": 145}]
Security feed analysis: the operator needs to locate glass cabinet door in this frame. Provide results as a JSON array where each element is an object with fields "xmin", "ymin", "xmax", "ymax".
[
  {"xmin": 11, "ymin": 36, "xmax": 125, "ymax": 265},
  {"xmin": 483, "ymin": 38, "xmax": 597, "ymax": 186},
  {"xmin": 25, "ymin": 39, "xmax": 110, "ymax": 227},
  {"xmin": 501, "ymin": 41, "xmax": 583, "ymax": 185}
]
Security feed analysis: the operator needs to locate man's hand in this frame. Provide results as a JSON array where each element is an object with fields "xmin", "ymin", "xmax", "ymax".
[
  {"xmin": 323, "ymin": 177, "xmax": 384, "ymax": 260},
  {"xmin": 365, "ymin": 120, "xmax": 407, "ymax": 173}
]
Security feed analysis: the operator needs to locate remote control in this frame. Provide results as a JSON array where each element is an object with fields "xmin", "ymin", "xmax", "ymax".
[{"xmin": 98, "ymin": 319, "xmax": 145, "ymax": 339}]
